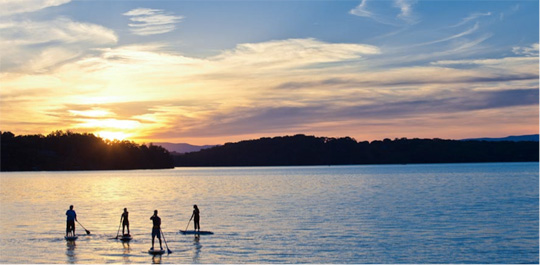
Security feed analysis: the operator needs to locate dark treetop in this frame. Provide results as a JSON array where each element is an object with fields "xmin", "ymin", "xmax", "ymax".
[
  {"xmin": 1, "ymin": 131, "xmax": 174, "ymax": 171},
  {"xmin": 173, "ymin": 134, "xmax": 539, "ymax": 167}
]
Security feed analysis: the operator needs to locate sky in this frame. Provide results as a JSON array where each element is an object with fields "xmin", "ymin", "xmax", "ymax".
[{"xmin": 0, "ymin": 0, "xmax": 538, "ymax": 145}]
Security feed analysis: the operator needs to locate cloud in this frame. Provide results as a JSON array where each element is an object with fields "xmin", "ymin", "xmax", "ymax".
[
  {"xmin": 0, "ymin": 0, "xmax": 71, "ymax": 17},
  {"xmin": 0, "ymin": 17, "xmax": 117, "ymax": 72},
  {"xmin": 212, "ymin": 38, "xmax": 380, "ymax": 71},
  {"xmin": 394, "ymin": 0, "xmax": 418, "ymax": 24},
  {"xmin": 151, "ymin": 88, "xmax": 538, "ymax": 140},
  {"xmin": 0, "ymin": 17, "xmax": 117, "ymax": 46},
  {"xmin": 340, "ymin": 88, "xmax": 538, "ymax": 118},
  {"xmin": 500, "ymin": 4, "xmax": 520, "ymax": 21},
  {"xmin": 349, "ymin": 0, "xmax": 372, "ymax": 17},
  {"xmin": 2, "ymin": 36, "xmax": 538, "ymax": 144},
  {"xmin": 123, "ymin": 8, "xmax": 183, "ymax": 36},
  {"xmin": 350, "ymin": 0, "xmax": 419, "ymax": 25},
  {"xmin": 448, "ymin": 12, "xmax": 492, "ymax": 28},
  {"xmin": 412, "ymin": 23, "xmax": 480, "ymax": 47},
  {"xmin": 512, "ymin": 43, "xmax": 539, "ymax": 57}
]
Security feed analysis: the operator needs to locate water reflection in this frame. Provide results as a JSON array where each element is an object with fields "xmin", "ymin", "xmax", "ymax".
[
  {"xmin": 122, "ymin": 242, "xmax": 131, "ymax": 263},
  {"xmin": 193, "ymin": 234, "xmax": 202, "ymax": 263},
  {"xmin": 151, "ymin": 254, "xmax": 162, "ymax": 264},
  {"xmin": 65, "ymin": 241, "xmax": 76, "ymax": 264}
]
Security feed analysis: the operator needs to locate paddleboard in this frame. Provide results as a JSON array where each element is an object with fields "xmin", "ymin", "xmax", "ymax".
[
  {"xmin": 65, "ymin": 235, "xmax": 78, "ymax": 241},
  {"xmin": 179, "ymin": 230, "xmax": 214, "ymax": 235},
  {"xmin": 148, "ymin": 249, "xmax": 165, "ymax": 255},
  {"xmin": 120, "ymin": 235, "xmax": 132, "ymax": 241}
]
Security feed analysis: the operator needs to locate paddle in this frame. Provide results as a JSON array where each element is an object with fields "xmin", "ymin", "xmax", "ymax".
[
  {"xmin": 160, "ymin": 228, "xmax": 172, "ymax": 254},
  {"xmin": 184, "ymin": 216, "xmax": 192, "ymax": 232},
  {"xmin": 115, "ymin": 217, "xmax": 122, "ymax": 239},
  {"xmin": 76, "ymin": 220, "xmax": 91, "ymax": 235}
]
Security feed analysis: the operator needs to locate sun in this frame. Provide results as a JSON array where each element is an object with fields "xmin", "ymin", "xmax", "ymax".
[{"xmin": 96, "ymin": 131, "xmax": 131, "ymax": 141}]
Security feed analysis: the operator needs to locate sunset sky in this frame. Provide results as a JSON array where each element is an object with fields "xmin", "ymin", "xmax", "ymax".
[{"xmin": 1, "ymin": 0, "xmax": 538, "ymax": 145}]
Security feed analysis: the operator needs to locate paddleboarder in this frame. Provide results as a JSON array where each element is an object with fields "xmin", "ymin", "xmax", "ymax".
[
  {"xmin": 150, "ymin": 210, "xmax": 162, "ymax": 251},
  {"xmin": 65, "ymin": 205, "xmax": 77, "ymax": 237},
  {"xmin": 189, "ymin": 205, "xmax": 200, "ymax": 232},
  {"xmin": 121, "ymin": 208, "xmax": 130, "ymax": 236}
]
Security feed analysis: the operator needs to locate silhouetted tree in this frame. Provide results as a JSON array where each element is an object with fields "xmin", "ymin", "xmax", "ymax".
[
  {"xmin": 1, "ymin": 131, "xmax": 174, "ymax": 171},
  {"xmin": 173, "ymin": 134, "xmax": 539, "ymax": 167}
]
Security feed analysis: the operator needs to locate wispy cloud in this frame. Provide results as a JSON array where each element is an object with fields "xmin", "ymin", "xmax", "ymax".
[
  {"xmin": 0, "ymin": 0, "xmax": 71, "ymax": 17},
  {"xmin": 350, "ymin": 0, "xmax": 419, "ymax": 26},
  {"xmin": 500, "ymin": 4, "xmax": 520, "ymax": 20},
  {"xmin": 512, "ymin": 43, "xmax": 539, "ymax": 57},
  {"xmin": 414, "ymin": 22, "xmax": 480, "ymax": 47},
  {"xmin": 349, "ymin": 0, "xmax": 372, "ymax": 18},
  {"xmin": 123, "ymin": 8, "xmax": 183, "ymax": 36},
  {"xmin": 212, "ymin": 38, "xmax": 380, "ymax": 71},
  {"xmin": 394, "ymin": 0, "xmax": 418, "ymax": 24},
  {"xmin": 0, "ymin": 17, "xmax": 117, "ymax": 72},
  {"xmin": 448, "ymin": 12, "xmax": 492, "ymax": 28}
]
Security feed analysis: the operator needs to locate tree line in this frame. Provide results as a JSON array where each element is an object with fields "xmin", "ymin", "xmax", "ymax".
[
  {"xmin": 173, "ymin": 134, "xmax": 539, "ymax": 166},
  {"xmin": 1, "ymin": 131, "xmax": 174, "ymax": 171}
]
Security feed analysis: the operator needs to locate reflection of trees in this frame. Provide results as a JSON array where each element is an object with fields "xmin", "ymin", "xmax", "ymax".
[
  {"xmin": 174, "ymin": 134, "xmax": 539, "ymax": 166},
  {"xmin": 1, "ymin": 131, "xmax": 174, "ymax": 171}
]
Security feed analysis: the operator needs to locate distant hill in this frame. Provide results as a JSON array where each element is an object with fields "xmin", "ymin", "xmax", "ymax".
[
  {"xmin": 151, "ymin": 142, "xmax": 215, "ymax": 154},
  {"xmin": 173, "ymin": 134, "xmax": 539, "ymax": 167},
  {"xmin": 461, "ymin": 134, "xmax": 539, "ymax": 142}
]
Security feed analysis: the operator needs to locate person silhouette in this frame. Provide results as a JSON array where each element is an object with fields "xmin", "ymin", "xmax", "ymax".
[
  {"xmin": 121, "ymin": 208, "xmax": 130, "ymax": 236},
  {"xmin": 150, "ymin": 210, "xmax": 162, "ymax": 250},
  {"xmin": 189, "ymin": 205, "xmax": 200, "ymax": 232},
  {"xmin": 65, "ymin": 205, "xmax": 77, "ymax": 236}
]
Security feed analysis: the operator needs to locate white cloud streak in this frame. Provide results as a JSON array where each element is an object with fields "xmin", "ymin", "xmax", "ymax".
[
  {"xmin": 212, "ymin": 38, "xmax": 380, "ymax": 71},
  {"xmin": 448, "ymin": 12, "xmax": 492, "ymax": 28},
  {"xmin": 349, "ymin": 0, "xmax": 371, "ymax": 17},
  {"xmin": 413, "ymin": 22, "xmax": 480, "ymax": 47},
  {"xmin": 394, "ymin": 0, "xmax": 418, "ymax": 24},
  {"xmin": 0, "ymin": 0, "xmax": 71, "ymax": 17},
  {"xmin": 350, "ymin": 0, "xmax": 418, "ymax": 26},
  {"xmin": 0, "ymin": 17, "xmax": 118, "ymax": 72},
  {"xmin": 123, "ymin": 8, "xmax": 183, "ymax": 36},
  {"xmin": 512, "ymin": 43, "xmax": 539, "ymax": 57}
]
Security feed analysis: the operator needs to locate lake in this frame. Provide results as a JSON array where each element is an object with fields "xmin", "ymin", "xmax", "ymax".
[{"xmin": 0, "ymin": 162, "xmax": 538, "ymax": 263}]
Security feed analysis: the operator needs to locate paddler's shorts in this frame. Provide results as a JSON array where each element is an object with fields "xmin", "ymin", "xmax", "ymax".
[
  {"xmin": 66, "ymin": 220, "xmax": 75, "ymax": 231},
  {"xmin": 152, "ymin": 227, "xmax": 161, "ymax": 238}
]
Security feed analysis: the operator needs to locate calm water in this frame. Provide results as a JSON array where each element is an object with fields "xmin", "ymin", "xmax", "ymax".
[{"xmin": 0, "ymin": 162, "xmax": 538, "ymax": 264}]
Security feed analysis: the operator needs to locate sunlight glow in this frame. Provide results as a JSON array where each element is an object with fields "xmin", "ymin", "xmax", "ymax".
[
  {"xmin": 69, "ymin": 109, "xmax": 112, "ymax": 117},
  {"xmin": 76, "ymin": 119, "xmax": 140, "ymax": 130},
  {"xmin": 97, "ymin": 131, "xmax": 131, "ymax": 141}
]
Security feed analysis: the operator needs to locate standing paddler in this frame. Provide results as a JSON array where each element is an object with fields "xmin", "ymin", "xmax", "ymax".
[
  {"xmin": 189, "ymin": 205, "xmax": 200, "ymax": 232},
  {"xmin": 150, "ymin": 210, "xmax": 163, "ymax": 251},
  {"xmin": 121, "ymin": 208, "xmax": 130, "ymax": 236},
  {"xmin": 65, "ymin": 205, "xmax": 77, "ymax": 237}
]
